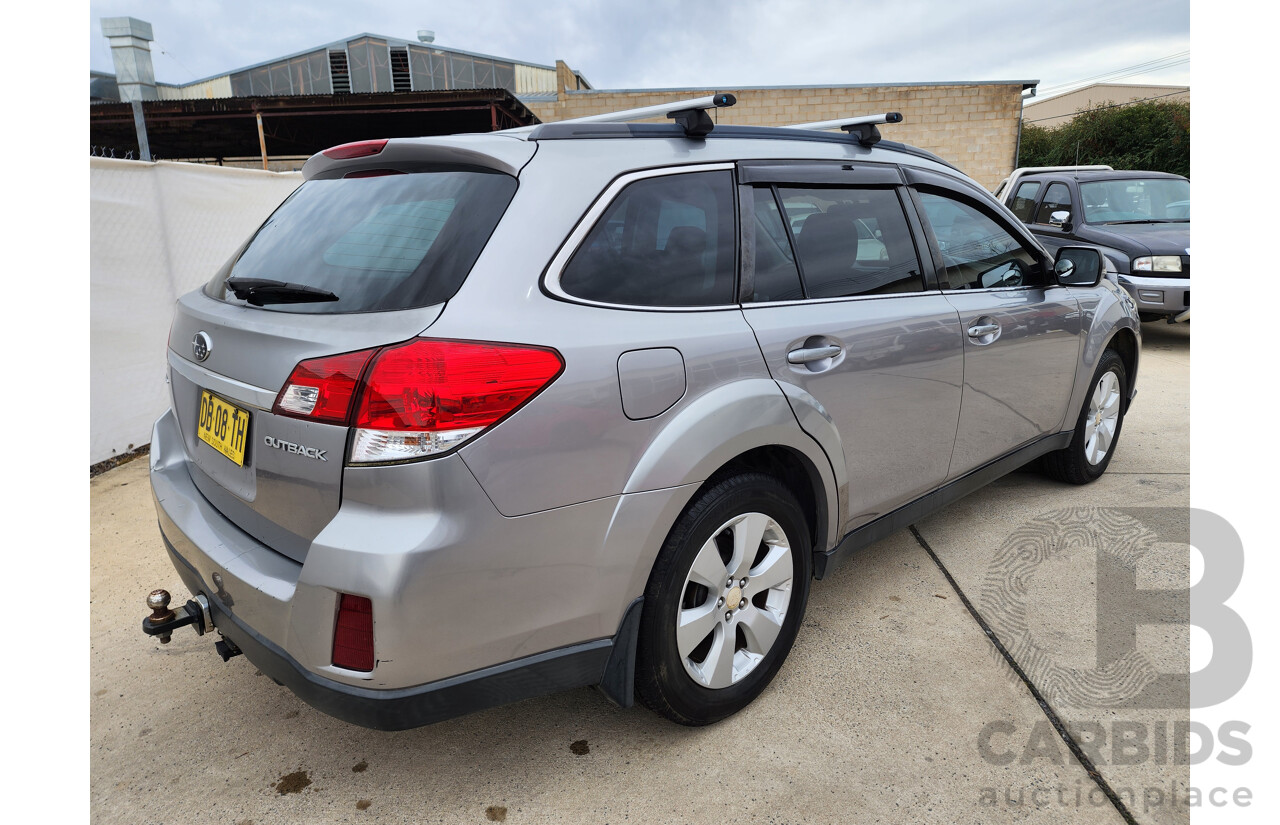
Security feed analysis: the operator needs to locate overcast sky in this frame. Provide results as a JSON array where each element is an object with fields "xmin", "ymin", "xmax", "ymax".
[{"xmin": 88, "ymin": 0, "xmax": 1190, "ymax": 100}]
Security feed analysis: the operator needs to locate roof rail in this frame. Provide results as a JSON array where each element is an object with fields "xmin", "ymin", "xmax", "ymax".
[
  {"xmin": 992, "ymin": 164, "xmax": 1115, "ymax": 197},
  {"xmin": 783, "ymin": 112, "xmax": 903, "ymax": 147},
  {"xmin": 1007, "ymin": 164, "xmax": 1113, "ymax": 176}
]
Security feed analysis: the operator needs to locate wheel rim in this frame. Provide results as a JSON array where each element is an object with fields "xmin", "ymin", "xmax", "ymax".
[
  {"xmin": 1084, "ymin": 370, "xmax": 1122, "ymax": 466},
  {"xmin": 676, "ymin": 512, "xmax": 794, "ymax": 689}
]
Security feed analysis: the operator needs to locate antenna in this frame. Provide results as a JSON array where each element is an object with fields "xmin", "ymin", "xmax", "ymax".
[{"xmin": 783, "ymin": 112, "xmax": 903, "ymax": 146}]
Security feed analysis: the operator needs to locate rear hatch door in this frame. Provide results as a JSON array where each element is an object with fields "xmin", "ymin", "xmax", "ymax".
[{"xmin": 165, "ymin": 156, "xmax": 522, "ymax": 562}]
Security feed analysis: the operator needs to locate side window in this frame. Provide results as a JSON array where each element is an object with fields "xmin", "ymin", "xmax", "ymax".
[
  {"xmin": 1034, "ymin": 182, "xmax": 1072, "ymax": 224},
  {"xmin": 559, "ymin": 170, "xmax": 736, "ymax": 307},
  {"xmin": 749, "ymin": 187, "xmax": 804, "ymax": 302},
  {"xmin": 916, "ymin": 190, "xmax": 1042, "ymax": 290},
  {"xmin": 1009, "ymin": 181, "xmax": 1041, "ymax": 221},
  {"xmin": 771, "ymin": 186, "xmax": 923, "ymax": 299}
]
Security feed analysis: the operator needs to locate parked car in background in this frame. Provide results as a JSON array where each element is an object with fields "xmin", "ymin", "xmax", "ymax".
[
  {"xmin": 995, "ymin": 166, "xmax": 1189, "ymax": 323},
  {"xmin": 143, "ymin": 98, "xmax": 1141, "ymax": 731}
]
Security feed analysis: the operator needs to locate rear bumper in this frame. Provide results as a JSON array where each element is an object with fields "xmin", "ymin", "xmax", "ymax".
[
  {"xmin": 162, "ymin": 532, "xmax": 614, "ymax": 730},
  {"xmin": 1117, "ymin": 274, "xmax": 1189, "ymax": 314},
  {"xmin": 148, "ymin": 407, "xmax": 676, "ymax": 726}
]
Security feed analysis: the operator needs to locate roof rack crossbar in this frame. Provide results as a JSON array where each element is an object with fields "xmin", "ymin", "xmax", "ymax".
[
  {"xmin": 783, "ymin": 112, "xmax": 903, "ymax": 147},
  {"xmin": 561, "ymin": 93, "xmax": 737, "ymax": 126}
]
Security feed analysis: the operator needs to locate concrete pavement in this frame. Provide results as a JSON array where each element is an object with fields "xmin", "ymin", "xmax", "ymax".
[{"xmin": 90, "ymin": 322, "xmax": 1189, "ymax": 824}]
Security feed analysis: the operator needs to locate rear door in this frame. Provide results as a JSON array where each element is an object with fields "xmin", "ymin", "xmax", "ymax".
[
  {"xmin": 738, "ymin": 162, "xmax": 965, "ymax": 534},
  {"xmin": 904, "ymin": 169, "xmax": 1083, "ymax": 477}
]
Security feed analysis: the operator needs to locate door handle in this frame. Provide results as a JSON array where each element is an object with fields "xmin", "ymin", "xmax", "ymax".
[
  {"xmin": 787, "ymin": 345, "xmax": 842, "ymax": 364},
  {"xmin": 967, "ymin": 323, "xmax": 1000, "ymax": 338}
]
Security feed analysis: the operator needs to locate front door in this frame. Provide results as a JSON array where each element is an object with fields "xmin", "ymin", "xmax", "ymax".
[{"xmin": 909, "ymin": 184, "xmax": 1083, "ymax": 478}]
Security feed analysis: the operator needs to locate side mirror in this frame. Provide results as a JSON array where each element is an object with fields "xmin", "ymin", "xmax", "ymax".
[
  {"xmin": 1049, "ymin": 210, "xmax": 1073, "ymax": 232},
  {"xmin": 1055, "ymin": 246, "xmax": 1104, "ymax": 287}
]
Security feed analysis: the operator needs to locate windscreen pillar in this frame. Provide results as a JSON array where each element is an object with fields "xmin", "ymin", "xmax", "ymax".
[{"xmin": 101, "ymin": 16, "xmax": 157, "ymax": 160}]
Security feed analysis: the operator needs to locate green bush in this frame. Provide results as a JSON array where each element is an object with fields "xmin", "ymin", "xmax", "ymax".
[{"xmin": 1018, "ymin": 99, "xmax": 1189, "ymax": 178}]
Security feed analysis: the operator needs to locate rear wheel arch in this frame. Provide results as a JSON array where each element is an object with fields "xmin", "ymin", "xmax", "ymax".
[{"xmin": 689, "ymin": 445, "xmax": 828, "ymax": 562}]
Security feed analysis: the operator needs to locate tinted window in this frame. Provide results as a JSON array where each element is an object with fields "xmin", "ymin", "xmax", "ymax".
[
  {"xmin": 917, "ymin": 191, "xmax": 1041, "ymax": 290},
  {"xmin": 1080, "ymin": 178, "xmax": 1190, "ymax": 223},
  {"xmin": 1010, "ymin": 181, "xmax": 1041, "ymax": 221},
  {"xmin": 207, "ymin": 170, "xmax": 516, "ymax": 314},
  {"xmin": 560, "ymin": 171, "xmax": 736, "ymax": 307},
  {"xmin": 1034, "ymin": 182, "xmax": 1072, "ymax": 224},
  {"xmin": 776, "ymin": 187, "xmax": 922, "ymax": 298},
  {"xmin": 749, "ymin": 187, "xmax": 804, "ymax": 302}
]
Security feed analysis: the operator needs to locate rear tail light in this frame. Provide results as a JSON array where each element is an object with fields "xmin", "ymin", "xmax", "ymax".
[
  {"xmin": 273, "ymin": 350, "xmax": 375, "ymax": 424},
  {"xmin": 332, "ymin": 594, "xmax": 374, "ymax": 671},
  {"xmin": 351, "ymin": 339, "xmax": 563, "ymax": 463},
  {"xmin": 273, "ymin": 339, "xmax": 563, "ymax": 464}
]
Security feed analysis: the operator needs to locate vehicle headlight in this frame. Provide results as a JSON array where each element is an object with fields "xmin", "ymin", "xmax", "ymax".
[{"xmin": 1132, "ymin": 255, "xmax": 1182, "ymax": 273}]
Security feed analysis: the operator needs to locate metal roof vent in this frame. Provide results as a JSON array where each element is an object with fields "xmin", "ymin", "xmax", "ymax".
[
  {"xmin": 417, "ymin": 30, "xmax": 435, "ymax": 44},
  {"xmin": 100, "ymin": 16, "xmax": 158, "ymax": 102}
]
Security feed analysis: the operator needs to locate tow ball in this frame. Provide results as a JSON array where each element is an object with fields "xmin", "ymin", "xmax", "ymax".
[
  {"xmin": 142, "ymin": 589, "xmax": 208, "ymax": 643},
  {"xmin": 143, "ymin": 589, "xmax": 243, "ymax": 660}
]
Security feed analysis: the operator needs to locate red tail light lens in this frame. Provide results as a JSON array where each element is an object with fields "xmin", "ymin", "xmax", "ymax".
[
  {"xmin": 272, "ymin": 349, "xmax": 375, "ymax": 424},
  {"xmin": 332, "ymin": 594, "xmax": 374, "ymax": 671},
  {"xmin": 350, "ymin": 339, "xmax": 563, "ymax": 463},
  {"xmin": 272, "ymin": 339, "xmax": 563, "ymax": 463},
  {"xmin": 322, "ymin": 139, "xmax": 389, "ymax": 159}
]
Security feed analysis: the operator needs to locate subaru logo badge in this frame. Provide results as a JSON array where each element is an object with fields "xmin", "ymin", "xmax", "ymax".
[{"xmin": 192, "ymin": 331, "xmax": 212, "ymax": 362}]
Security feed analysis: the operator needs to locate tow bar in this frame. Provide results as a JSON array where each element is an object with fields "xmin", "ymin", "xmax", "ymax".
[{"xmin": 141, "ymin": 589, "xmax": 242, "ymax": 660}]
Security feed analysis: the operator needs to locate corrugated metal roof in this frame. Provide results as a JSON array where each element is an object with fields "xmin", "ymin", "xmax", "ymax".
[{"xmin": 175, "ymin": 33, "xmax": 556, "ymax": 88}]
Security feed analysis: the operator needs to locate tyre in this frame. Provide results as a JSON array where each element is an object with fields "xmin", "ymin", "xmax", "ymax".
[
  {"xmin": 1042, "ymin": 349, "xmax": 1127, "ymax": 484},
  {"xmin": 635, "ymin": 473, "xmax": 812, "ymax": 725}
]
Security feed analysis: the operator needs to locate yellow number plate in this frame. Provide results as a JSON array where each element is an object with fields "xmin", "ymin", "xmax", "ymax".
[{"xmin": 197, "ymin": 390, "xmax": 250, "ymax": 466}]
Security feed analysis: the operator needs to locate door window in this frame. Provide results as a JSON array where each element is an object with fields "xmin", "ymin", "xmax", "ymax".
[
  {"xmin": 762, "ymin": 187, "xmax": 923, "ymax": 299},
  {"xmin": 1034, "ymin": 182, "xmax": 1072, "ymax": 224},
  {"xmin": 916, "ymin": 191, "xmax": 1042, "ymax": 290},
  {"xmin": 559, "ymin": 171, "xmax": 737, "ymax": 307},
  {"xmin": 749, "ymin": 187, "xmax": 805, "ymax": 302},
  {"xmin": 1009, "ymin": 181, "xmax": 1041, "ymax": 221}
]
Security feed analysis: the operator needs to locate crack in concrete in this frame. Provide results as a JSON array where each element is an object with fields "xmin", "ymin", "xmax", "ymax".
[{"xmin": 909, "ymin": 524, "xmax": 1138, "ymax": 825}]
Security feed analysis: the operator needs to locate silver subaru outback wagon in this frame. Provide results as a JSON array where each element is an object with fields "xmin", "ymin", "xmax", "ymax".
[{"xmin": 144, "ymin": 96, "xmax": 1140, "ymax": 729}]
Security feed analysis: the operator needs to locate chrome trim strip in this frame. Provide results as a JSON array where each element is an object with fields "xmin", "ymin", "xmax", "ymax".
[{"xmin": 167, "ymin": 349, "xmax": 277, "ymax": 411}]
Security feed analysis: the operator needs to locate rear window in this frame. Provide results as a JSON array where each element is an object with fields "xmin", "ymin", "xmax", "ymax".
[{"xmin": 207, "ymin": 170, "xmax": 516, "ymax": 313}]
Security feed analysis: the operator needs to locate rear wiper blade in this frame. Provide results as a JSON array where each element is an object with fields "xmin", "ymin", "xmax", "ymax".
[{"xmin": 224, "ymin": 277, "xmax": 339, "ymax": 306}]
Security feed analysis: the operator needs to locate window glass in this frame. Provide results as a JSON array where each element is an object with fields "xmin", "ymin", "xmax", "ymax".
[
  {"xmin": 1034, "ymin": 182, "xmax": 1072, "ymax": 224},
  {"xmin": 560, "ymin": 171, "xmax": 736, "ymax": 307},
  {"xmin": 777, "ymin": 187, "xmax": 923, "ymax": 298},
  {"xmin": 917, "ymin": 191, "xmax": 1041, "ymax": 290},
  {"xmin": 1079, "ymin": 178, "xmax": 1190, "ymax": 223},
  {"xmin": 749, "ymin": 188, "xmax": 804, "ymax": 302},
  {"xmin": 1010, "ymin": 181, "xmax": 1040, "ymax": 221},
  {"xmin": 207, "ymin": 171, "xmax": 516, "ymax": 314}
]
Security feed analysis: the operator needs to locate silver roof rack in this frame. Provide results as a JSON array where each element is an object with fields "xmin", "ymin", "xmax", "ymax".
[
  {"xmin": 562, "ymin": 93, "xmax": 737, "ymax": 126},
  {"xmin": 506, "ymin": 93, "xmax": 738, "ymax": 138},
  {"xmin": 783, "ymin": 112, "xmax": 903, "ymax": 147}
]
